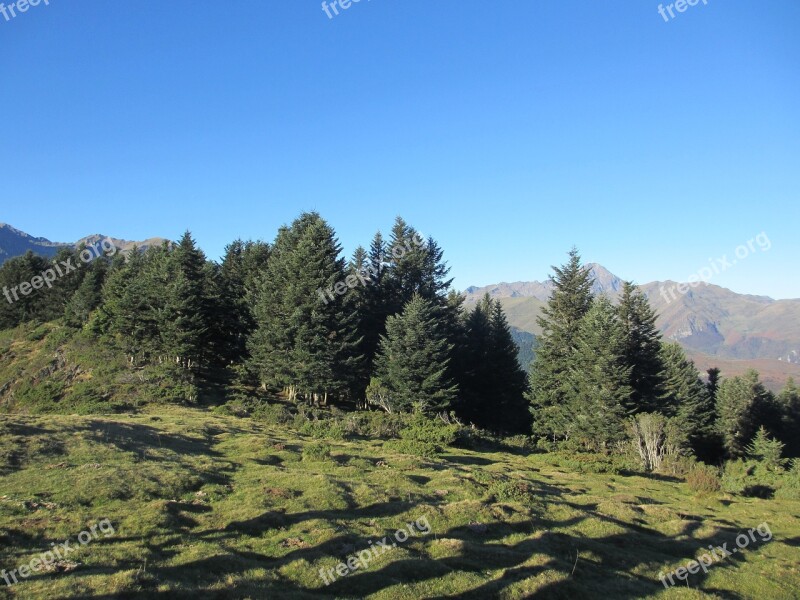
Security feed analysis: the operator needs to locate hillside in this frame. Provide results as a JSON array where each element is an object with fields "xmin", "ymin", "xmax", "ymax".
[
  {"xmin": 1, "ymin": 405, "xmax": 798, "ymax": 599},
  {"xmin": 465, "ymin": 265, "xmax": 800, "ymax": 389}
]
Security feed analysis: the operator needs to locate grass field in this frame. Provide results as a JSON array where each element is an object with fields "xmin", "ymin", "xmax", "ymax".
[{"xmin": 1, "ymin": 406, "xmax": 799, "ymax": 599}]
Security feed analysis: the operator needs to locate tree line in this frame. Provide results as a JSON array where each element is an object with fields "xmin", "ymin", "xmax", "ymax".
[
  {"xmin": 528, "ymin": 248, "xmax": 800, "ymax": 462},
  {"xmin": 0, "ymin": 213, "xmax": 530, "ymax": 433},
  {"xmin": 1, "ymin": 213, "xmax": 797, "ymax": 459}
]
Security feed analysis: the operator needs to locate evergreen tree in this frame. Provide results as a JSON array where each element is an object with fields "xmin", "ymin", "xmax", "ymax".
[
  {"xmin": 487, "ymin": 299, "xmax": 532, "ymax": 433},
  {"xmin": 213, "ymin": 239, "xmax": 270, "ymax": 364},
  {"xmin": 776, "ymin": 378, "xmax": 800, "ymax": 458},
  {"xmin": 160, "ymin": 232, "xmax": 211, "ymax": 370},
  {"xmin": 746, "ymin": 426, "xmax": 786, "ymax": 471},
  {"xmin": 373, "ymin": 294, "xmax": 457, "ymax": 413},
  {"xmin": 659, "ymin": 343, "xmax": 718, "ymax": 459},
  {"xmin": 617, "ymin": 281, "xmax": 664, "ymax": 413},
  {"xmin": 528, "ymin": 248, "xmax": 594, "ymax": 442},
  {"xmin": 97, "ymin": 246, "xmax": 157, "ymax": 364},
  {"xmin": 248, "ymin": 213, "xmax": 361, "ymax": 404},
  {"xmin": 64, "ymin": 258, "xmax": 108, "ymax": 327},
  {"xmin": 706, "ymin": 367, "xmax": 721, "ymax": 404},
  {"xmin": 716, "ymin": 370, "xmax": 772, "ymax": 459},
  {"xmin": 564, "ymin": 297, "xmax": 630, "ymax": 450}
]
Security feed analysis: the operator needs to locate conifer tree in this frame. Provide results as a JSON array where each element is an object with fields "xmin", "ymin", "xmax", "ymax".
[
  {"xmin": 528, "ymin": 248, "xmax": 594, "ymax": 442},
  {"xmin": 564, "ymin": 297, "xmax": 630, "ymax": 449},
  {"xmin": 488, "ymin": 299, "xmax": 531, "ymax": 433},
  {"xmin": 373, "ymin": 294, "xmax": 457, "ymax": 413},
  {"xmin": 716, "ymin": 370, "xmax": 773, "ymax": 458},
  {"xmin": 248, "ymin": 213, "xmax": 361, "ymax": 404},
  {"xmin": 617, "ymin": 281, "xmax": 664, "ymax": 413},
  {"xmin": 659, "ymin": 342, "xmax": 717, "ymax": 458},
  {"xmin": 777, "ymin": 379, "xmax": 800, "ymax": 457},
  {"xmin": 64, "ymin": 258, "xmax": 108, "ymax": 327}
]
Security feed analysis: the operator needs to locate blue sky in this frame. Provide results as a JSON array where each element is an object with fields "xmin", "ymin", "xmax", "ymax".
[{"xmin": 1, "ymin": 1, "xmax": 798, "ymax": 297}]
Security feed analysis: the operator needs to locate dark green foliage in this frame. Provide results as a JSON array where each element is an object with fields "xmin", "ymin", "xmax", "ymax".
[
  {"xmin": 373, "ymin": 294, "xmax": 457, "ymax": 413},
  {"xmin": 564, "ymin": 297, "xmax": 630, "ymax": 450},
  {"xmin": 248, "ymin": 212, "xmax": 361, "ymax": 403},
  {"xmin": 659, "ymin": 342, "xmax": 719, "ymax": 459},
  {"xmin": 746, "ymin": 426, "xmax": 786, "ymax": 471},
  {"xmin": 457, "ymin": 295, "xmax": 530, "ymax": 433},
  {"xmin": 213, "ymin": 239, "xmax": 270, "ymax": 364},
  {"xmin": 528, "ymin": 248, "xmax": 594, "ymax": 442},
  {"xmin": 716, "ymin": 370, "xmax": 774, "ymax": 459},
  {"xmin": 617, "ymin": 281, "xmax": 664, "ymax": 414},
  {"xmin": 777, "ymin": 379, "xmax": 800, "ymax": 457}
]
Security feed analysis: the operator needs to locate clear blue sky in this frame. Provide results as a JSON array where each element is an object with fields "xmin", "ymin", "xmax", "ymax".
[{"xmin": 2, "ymin": 1, "xmax": 798, "ymax": 297}]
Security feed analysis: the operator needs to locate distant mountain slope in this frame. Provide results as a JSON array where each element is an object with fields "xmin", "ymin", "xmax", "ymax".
[
  {"xmin": 0, "ymin": 223, "xmax": 168, "ymax": 265},
  {"xmin": 466, "ymin": 265, "xmax": 800, "ymax": 389},
  {"xmin": 0, "ymin": 223, "xmax": 68, "ymax": 264}
]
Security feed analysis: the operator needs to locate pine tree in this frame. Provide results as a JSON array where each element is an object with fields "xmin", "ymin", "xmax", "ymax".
[
  {"xmin": 160, "ymin": 231, "xmax": 211, "ymax": 370},
  {"xmin": 457, "ymin": 295, "xmax": 494, "ymax": 426},
  {"xmin": 373, "ymin": 294, "xmax": 457, "ymax": 413},
  {"xmin": 64, "ymin": 258, "xmax": 108, "ymax": 327},
  {"xmin": 248, "ymin": 213, "xmax": 361, "ymax": 404},
  {"xmin": 706, "ymin": 367, "xmax": 721, "ymax": 403},
  {"xmin": 98, "ymin": 246, "xmax": 157, "ymax": 364},
  {"xmin": 716, "ymin": 370, "xmax": 772, "ymax": 459},
  {"xmin": 617, "ymin": 281, "xmax": 664, "ymax": 414},
  {"xmin": 564, "ymin": 297, "xmax": 630, "ymax": 450},
  {"xmin": 528, "ymin": 248, "xmax": 594, "ymax": 442},
  {"xmin": 746, "ymin": 426, "xmax": 786, "ymax": 471},
  {"xmin": 659, "ymin": 342, "xmax": 718, "ymax": 459},
  {"xmin": 215, "ymin": 239, "xmax": 270, "ymax": 364},
  {"xmin": 488, "ymin": 299, "xmax": 531, "ymax": 433},
  {"xmin": 776, "ymin": 378, "xmax": 800, "ymax": 458}
]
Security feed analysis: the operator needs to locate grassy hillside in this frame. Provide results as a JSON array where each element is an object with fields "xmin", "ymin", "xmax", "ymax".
[{"xmin": 1, "ymin": 406, "xmax": 799, "ymax": 599}]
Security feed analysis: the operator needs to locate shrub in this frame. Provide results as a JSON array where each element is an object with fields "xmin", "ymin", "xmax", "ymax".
[
  {"xmin": 342, "ymin": 412, "xmax": 406, "ymax": 438},
  {"xmin": 399, "ymin": 413, "xmax": 458, "ymax": 447},
  {"xmin": 385, "ymin": 439, "xmax": 439, "ymax": 458},
  {"xmin": 300, "ymin": 419, "xmax": 346, "ymax": 440},
  {"xmin": 659, "ymin": 454, "xmax": 697, "ymax": 478},
  {"xmin": 251, "ymin": 402, "xmax": 294, "ymax": 425},
  {"xmin": 302, "ymin": 441, "xmax": 332, "ymax": 462},
  {"xmin": 627, "ymin": 413, "xmax": 681, "ymax": 472},
  {"xmin": 489, "ymin": 479, "xmax": 538, "ymax": 505},
  {"xmin": 776, "ymin": 459, "xmax": 800, "ymax": 500},
  {"xmin": 686, "ymin": 464, "xmax": 721, "ymax": 493}
]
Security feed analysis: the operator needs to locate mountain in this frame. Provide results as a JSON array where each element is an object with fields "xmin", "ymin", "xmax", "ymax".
[
  {"xmin": 466, "ymin": 264, "xmax": 800, "ymax": 391},
  {"xmin": 0, "ymin": 223, "xmax": 68, "ymax": 264},
  {"xmin": 0, "ymin": 223, "xmax": 168, "ymax": 265}
]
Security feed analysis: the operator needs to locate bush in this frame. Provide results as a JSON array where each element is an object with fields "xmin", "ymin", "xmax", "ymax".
[
  {"xmin": 489, "ymin": 479, "xmax": 538, "ymax": 505},
  {"xmin": 302, "ymin": 441, "xmax": 332, "ymax": 462},
  {"xmin": 686, "ymin": 464, "xmax": 721, "ymax": 493},
  {"xmin": 776, "ymin": 459, "xmax": 800, "ymax": 500},
  {"xmin": 399, "ymin": 413, "xmax": 459, "ymax": 447},
  {"xmin": 659, "ymin": 454, "xmax": 697, "ymax": 478},
  {"xmin": 342, "ymin": 412, "xmax": 406, "ymax": 438},
  {"xmin": 548, "ymin": 452, "xmax": 636, "ymax": 475},
  {"xmin": 251, "ymin": 402, "xmax": 294, "ymax": 425},
  {"xmin": 385, "ymin": 439, "xmax": 439, "ymax": 459},
  {"xmin": 300, "ymin": 419, "xmax": 346, "ymax": 440}
]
